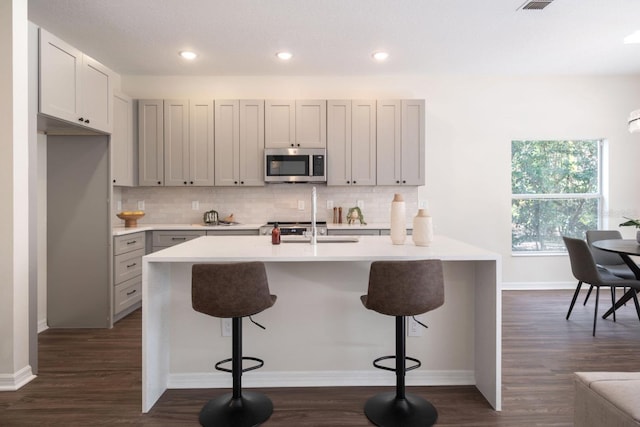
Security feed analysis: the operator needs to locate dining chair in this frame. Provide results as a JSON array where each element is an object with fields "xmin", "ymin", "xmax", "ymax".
[
  {"xmin": 563, "ymin": 236, "xmax": 640, "ymax": 336},
  {"xmin": 583, "ymin": 230, "xmax": 636, "ymax": 305}
]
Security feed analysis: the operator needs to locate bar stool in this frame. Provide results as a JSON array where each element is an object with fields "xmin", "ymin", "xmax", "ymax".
[
  {"xmin": 192, "ymin": 262, "xmax": 277, "ymax": 427},
  {"xmin": 360, "ymin": 259, "xmax": 445, "ymax": 427}
]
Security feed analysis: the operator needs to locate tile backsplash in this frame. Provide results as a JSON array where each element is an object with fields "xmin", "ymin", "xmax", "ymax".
[{"xmin": 114, "ymin": 185, "xmax": 419, "ymax": 226}]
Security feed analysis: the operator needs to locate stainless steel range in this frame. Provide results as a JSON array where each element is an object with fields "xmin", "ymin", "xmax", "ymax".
[{"xmin": 259, "ymin": 221, "xmax": 327, "ymax": 236}]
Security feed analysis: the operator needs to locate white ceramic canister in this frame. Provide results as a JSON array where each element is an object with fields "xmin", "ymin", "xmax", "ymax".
[
  {"xmin": 412, "ymin": 209, "xmax": 433, "ymax": 246},
  {"xmin": 390, "ymin": 193, "xmax": 406, "ymax": 245}
]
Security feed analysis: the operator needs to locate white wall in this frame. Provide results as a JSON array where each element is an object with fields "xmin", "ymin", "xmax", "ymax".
[
  {"xmin": 122, "ymin": 74, "xmax": 640, "ymax": 287},
  {"xmin": 0, "ymin": 0, "xmax": 34, "ymax": 390}
]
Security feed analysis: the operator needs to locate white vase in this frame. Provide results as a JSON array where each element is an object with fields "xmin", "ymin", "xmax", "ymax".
[
  {"xmin": 390, "ymin": 194, "xmax": 406, "ymax": 245},
  {"xmin": 412, "ymin": 209, "xmax": 433, "ymax": 247}
]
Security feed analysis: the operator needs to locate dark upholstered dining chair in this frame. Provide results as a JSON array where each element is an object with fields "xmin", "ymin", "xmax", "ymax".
[
  {"xmin": 583, "ymin": 230, "xmax": 636, "ymax": 305},
  {"xmin": 563, "ymin": 236, "xmax": 640, "ymax": 336},
  {"xmin": 192, "ymin": 262, "xmax": 277, "ymax": 427},
  {"xmin": 360, "ymin": 259, "xmax": 445, "ymax": 427}
]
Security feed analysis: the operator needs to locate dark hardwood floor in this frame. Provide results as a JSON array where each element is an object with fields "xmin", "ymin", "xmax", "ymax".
[{"xmin": 2, "ymin": 290, "xmax": 640, "ymax": 426}]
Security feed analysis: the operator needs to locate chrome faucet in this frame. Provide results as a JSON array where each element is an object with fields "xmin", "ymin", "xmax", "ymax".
[{"xmin": 311, "ymin": 186, "xmax": 317, "ymax": 245}]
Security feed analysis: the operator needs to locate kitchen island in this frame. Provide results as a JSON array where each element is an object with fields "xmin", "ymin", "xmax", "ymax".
[{"xmin": 142, "ymin": 235, "xmax": 502, "ymax": 412}]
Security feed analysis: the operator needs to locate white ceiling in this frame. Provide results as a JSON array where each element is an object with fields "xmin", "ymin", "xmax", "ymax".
[{"xmin": 27, "ymin": 0, "xmax": 640, "ymax": 76}]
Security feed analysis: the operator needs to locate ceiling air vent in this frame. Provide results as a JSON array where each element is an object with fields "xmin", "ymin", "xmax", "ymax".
[{"xmin": 518, "ymin": 0, "xmax": 554, "ymax": 10}]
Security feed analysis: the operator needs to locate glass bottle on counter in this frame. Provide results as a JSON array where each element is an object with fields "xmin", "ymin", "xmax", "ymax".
[{"xmin": 271, "ymin": 222, "xmax": 281, "ymax": 245}]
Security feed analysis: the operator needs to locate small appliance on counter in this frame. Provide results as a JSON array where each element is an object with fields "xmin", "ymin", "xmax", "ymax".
[{"xmin": 203, "ymin": 210, "xmax": 219, "ymax": 225}]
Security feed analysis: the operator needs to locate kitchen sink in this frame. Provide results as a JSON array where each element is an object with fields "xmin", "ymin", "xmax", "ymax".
[{"xmin": 281, "ymin": 235, "xmax": 360, "ymax": 243}]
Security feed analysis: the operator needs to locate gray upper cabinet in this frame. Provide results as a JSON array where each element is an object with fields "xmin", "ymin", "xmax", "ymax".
[
  {"xmin": 138, "ymin": 100, "xmax": 164, "ymax": 186},
  {"xmin": 139, "ymin": 99, "xmax": 214, "ymax": 186},
  {"xmin": 39, "ymin": 28, "xmax": 113, "ymax": 134},
  {"xmin": 265, "ymin": 100, "xmax": 295, "ymax": 148},
  {"xmin": 112, "ymin": 92, "xmax": 136, "ymax": 186},
  {"xmin": 215, "ymin": 100, "xmax": 264, "ymax": 186},
  {"xmin": 327, "ymin": 100, "xmax": 376, "ymax": 186},
  {"xmin": 295, "ymin": 100, "xmax": 326, "ymax": 148},
  {"xmin": 377, "ymin": 100, "xmax": 425, "ymax": 186},
  {"xmin": 265, "ymin": 100, "xmax": 326, "ymax": 148}
]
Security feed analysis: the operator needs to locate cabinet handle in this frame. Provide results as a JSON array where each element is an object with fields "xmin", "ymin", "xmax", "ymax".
[
  {"xmin": 396, "ymin": 180, "xmax": 400, "ymax": 184},
  {"xmin": 234, "ymin": 181, "xmax": 238, "ymax": 184},
  {"xmin": 126, "ymin": 262, "xmax": 137, "ymax": 268},
  {"xmin": 78, "ymin": 117, "xmax": 84, "ymax": 122},
  {"xmin": 183, "ymin": 181, "xmax": 187, "ymax": 185},
  {"xmin": 157, "ymin": 181, "xmax": 162, "ymax": 185},
  {"xmin": 402, "ymin": 180, "xmax": 406, "ymax": 184},
  {"xmin": 126, "ymin": 240, "xmax": 137, "ymax": 245},
  {"xmin": 85, "ymin": 119, "xmax": 90, "ymax": 123},
  {"xmin": 171, "ymin": 237, "xmax": 187, "ymax": 241},
  {"xmin": 190, "ymin": 181, "xmax": 194, "ymax": 185},
  {"xmin": 240, "ymin": 181, "xmax": 244, "ymax": 184},
  {"xmin": 346, "ymin": 181, "xmax": 350, "ymax": 184},
  {"xmin": 290, "ymin": 144, "xmax": 294, "ymax": 147},
  {"xmin": 113, "ymin": 179, "xmax": 116, "ymax": 183},
  {"xmin": 126, "ymin": 289, "xmax": 137, "ymax": 296},
  {"xmin": 353, "ymin": 180, "xmax": 357, "ymax": 184}
]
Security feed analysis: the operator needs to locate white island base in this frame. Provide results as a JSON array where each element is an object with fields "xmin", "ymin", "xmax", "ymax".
[{"xmin": 142, "ymin": 235, "xmax": 502, "ymax": 413}]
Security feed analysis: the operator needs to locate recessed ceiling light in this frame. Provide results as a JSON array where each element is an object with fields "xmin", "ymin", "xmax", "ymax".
[
  {"xmin": 372, "ymin": 51, "xmax": 389, "ymax": 61},
  {"xmin": 179, "ymin": 51, "xmax": 197, "ymax": 60},
  {"xmin": 276, "ymin": 51, "xmax": 293, "ymax": 60},
  {"xmin": 624, "ymin": 31, "xmax": 640, "ymax": 44}
]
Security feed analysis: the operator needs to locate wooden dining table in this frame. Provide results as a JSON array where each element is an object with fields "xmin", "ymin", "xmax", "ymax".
[{"xmin": 591, "ymin": 239, "xmax": 640, "ymax": 318}]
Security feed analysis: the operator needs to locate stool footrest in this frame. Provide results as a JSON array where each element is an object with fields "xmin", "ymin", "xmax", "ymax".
[
  {"xmin": 373, "ymin": 355, "xmax": 421, "ymax": 373},
  {"xmin": 215, "ymin": 356, "xmax": 264, "ymax": 373}
]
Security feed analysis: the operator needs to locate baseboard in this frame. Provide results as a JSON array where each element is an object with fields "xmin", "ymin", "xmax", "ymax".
[
  {"xmin": 502, "ymin": 281, "xmax": 576, "ymax": 291},
  {"xmin": 168, "ymin": 369, "xmax": 474, "ymax": 389},
  {"xmin": 37, "ymin": 319, "xmax": 48, "ymax": 333},
  {"xmin": 0, "ymin": 366, "xmax": 36, "ymax": 391}
]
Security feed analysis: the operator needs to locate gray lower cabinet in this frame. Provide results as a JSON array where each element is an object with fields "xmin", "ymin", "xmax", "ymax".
[
  {"xmin": 328, "ymin": 228, "xmax": 381, "ymax": 236},
  {"xmin": 206, "ymin": 229, "xmax": 259, "ymax": 236},
  {"xmin": 113, "ymin": 232, "xmax": 145, "ymax": 322},
  {"xmin": 152, "ymin": 230, "xmax": 206, "ymax": 252}
]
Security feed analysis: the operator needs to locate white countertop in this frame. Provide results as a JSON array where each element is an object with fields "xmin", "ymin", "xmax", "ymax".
[
  {"xmin": 112, "ymin": 223, "xmax": 264, "ymax": 236},
  {"xmin": 143, "ymin": 235, "xmax": 499, "ymax": 263},
  {"xmin": 113, "ymin": 222, "xmax": 406, "ymax": 236}
]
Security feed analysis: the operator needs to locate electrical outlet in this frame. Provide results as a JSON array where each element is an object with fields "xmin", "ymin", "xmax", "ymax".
[
  {"xmin": 357, "ymin": 200, "xmax": 364, "ymax": 209},
  {"xmin": 221, "ymin": 318, "xmax": 232, "ymax": 337},
  {"xmin": 298, "ymin": 200, "xmax": 305, "ymax": 210},
  {"xmin": 418, "ymin": 201, "xmax": 426, "ymax": 209},
  {"xmin": 327, "ymin": 200, "xmax": 334, "ymax": 209},
  {"xmin": 408, "ymin": 317, "xmax": 423, "ymax": 337},
  {"xmin": 116, "ymin": 200, "xmax": 122, "ymax": 211},
  {"xmin": 137, "ymin": 200, "xmax": 145, "ymax": 210},
  {"xmin": 192, "ymin": 201, "xmax": 199, "ymax": 210}
]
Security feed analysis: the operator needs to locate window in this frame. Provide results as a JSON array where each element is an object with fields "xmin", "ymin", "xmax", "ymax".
[{"xmin": 511, "ymin": 139, "xmax": 603, "ymax": 253}]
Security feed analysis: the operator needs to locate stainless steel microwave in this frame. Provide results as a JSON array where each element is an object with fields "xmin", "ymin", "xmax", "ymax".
[{"xmin": 264, "ymin": 148, "xmax": 327, "ymax": 183}]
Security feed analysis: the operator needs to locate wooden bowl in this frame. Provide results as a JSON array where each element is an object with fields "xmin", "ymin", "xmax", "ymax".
[{"xmin": 116, "ymin": 211, "xmax": 145, "ymax": 228}]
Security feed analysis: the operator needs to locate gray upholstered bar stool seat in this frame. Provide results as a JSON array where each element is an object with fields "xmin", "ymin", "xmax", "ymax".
[
  {"xmin": 361, "ymin": 259, "xmax": 445, "ymax": 427},
  {"xmin": 192, "ymin": 262, "xmax": 277, "ymax": 427}
]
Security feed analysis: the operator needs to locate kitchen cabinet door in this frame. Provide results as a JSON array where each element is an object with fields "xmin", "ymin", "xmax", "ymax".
[
  {"xmin": 215, "ymin": 100, "xmax": 264, "ymax": 186},
  {"xmin": 39, "ymin": 29, "xmax": 82, "ymax": 126},
  {"xmin": 164, "ymin": 99, "xmax": 190, "ymax": 186},
  {"xmin": 189, "ymin": 100, "xmax": 215, "ymax": 186},
  {"xmin": 39, "ymin": 28, "xmax": 113, "ymax": 133},
  {"xmin": 327, "ymin": 100, "xmax": 376, "ymax": 186},
  {"xmin": 80, "ymin": 55, "xmax": 113, "ymax": 133},
  {"xmin": 295, "ymin": 100, "xmax": 326, "ymax": 148},
  {"xmin": 400, "ymin": 100, "xmax": 425, "ymax": 185},
  {"xmin": 265, "ymin": 100, "xmax": 295, "ymax": 148},
  {"xmin": 327, "ymin": 100, "xmax": 352, "ymax": 185},
  {"xmin": 214, "ymin": 100, "xmax": 240, "ymax": 186},
  {"xmin": 350, "ymin": 100, "xmax": 376, "ymax": 185},
  {"xmin": 138, "ymin": 99, "xmax": 164, "ymax": 186},
  {"xmin": 239, "ymin": 100, "xmax": 265, "ymax": 186},
  {"xmin": 112, "ymin": 92, "xmax": 136, "ymax": 186},
  {"xmin": 376, "ymin": 99, "xmax": 425, "ymax": 186}
]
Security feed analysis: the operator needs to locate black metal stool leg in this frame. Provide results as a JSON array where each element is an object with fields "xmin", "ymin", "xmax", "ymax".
[
  {"xmin": 199, "ymin": 317, "xmax": 273, "ymax": 427},
  {"xmin": 364, "ymin": 316, "xmax": 438, "ymax": 427}
]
